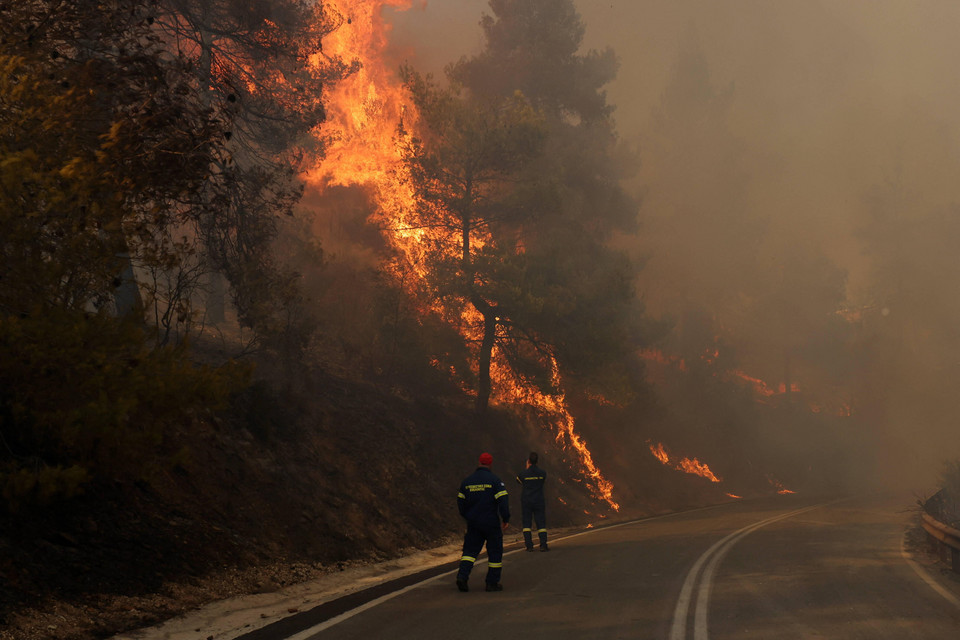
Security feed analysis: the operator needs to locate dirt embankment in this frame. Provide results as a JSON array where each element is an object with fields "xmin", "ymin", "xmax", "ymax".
[{"xmin": 1, "ymin": 367, "xmax": 629, "ymax": 640}]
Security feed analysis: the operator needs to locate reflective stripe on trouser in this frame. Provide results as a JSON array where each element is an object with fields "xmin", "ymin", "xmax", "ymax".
[
  {"xmin": 522, "ymin": 502, "xmax": 547, "ymax": 549},
  {"xmin": 457, "ymin": 522, "xmax": 504, "ymax": 584}
]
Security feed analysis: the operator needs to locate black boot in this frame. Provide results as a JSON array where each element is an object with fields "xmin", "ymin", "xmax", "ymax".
[
  {"xmin": 523, "ymin": 529, "xmax": 534, "ymax": 551},
  {"xmin": 538, "ymin": 530, "xmax": 549, "ymax": 551}
]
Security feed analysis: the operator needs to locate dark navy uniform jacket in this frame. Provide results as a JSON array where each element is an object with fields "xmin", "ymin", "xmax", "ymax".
[
  {"xmin": 458, "ymin": 467, "xmax": 510, "ymax": 529},
  {"xmin": 517, "ymin": 464, "xmax": 547, "ymax": 506}
]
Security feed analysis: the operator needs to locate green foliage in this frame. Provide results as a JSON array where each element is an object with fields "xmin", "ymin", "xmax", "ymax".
[
  {"xmin": 0, "ymin": 0, "xmax": 344, "ymax": 347},
  {"xmin": 0, "ymin": 308, "xmax": 250, "ymax": 511},
  {"xmin": 0, "ymin": 1, "xmax": 227, "ymax": 323},
  {"xmin": 0, "ymin": 55, "xmax": 126, "ymax": 313},
  {"xmin": 453, "ymin": 0, "xmax": 619, "ymax": 123},
  {"xmin": 400, "ymin": 0, "xmax": 647, "ymax": 409},
  {"xmin": 0, "ymin": 0, "xmax": 335, "ymax": 507},
  {"xmin": 399, "ymin": 67, "xmax": 550, "ymax": 411}
]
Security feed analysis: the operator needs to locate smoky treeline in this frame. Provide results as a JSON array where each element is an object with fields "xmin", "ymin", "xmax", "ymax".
[
  {"xmin": 4, "ymin": 0, "xmax": 956, "ymax": 515},
  {"xmin": 597, "ymin": 0, "xmax": 960, "ymax": 492},
  {"xmin": 390, "ymin": 0, "xmax": 960, "ymax": 493},
  {"xmin": 618, "ymin": 0, "xmax": 960, "ymax": 492}
]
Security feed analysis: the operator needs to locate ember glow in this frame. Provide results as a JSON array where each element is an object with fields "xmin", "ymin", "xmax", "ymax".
[
  {"xmin": 767, "ymin": 475, "xmax": 796, "ymax": 495},
  {"xmin": 309, "ymin": 0, "xmax": 618, "ymax": 511},
  {"xmin": 639, "ymin": 348, "xmax": 687, "ymax": 371},
  {"xmin": 730, "ymin": 370, "xmax": 778, "ymax": 397},
  {"xmin": 648, "ymin": 442, "xmax": 722, "ymax": 483}
]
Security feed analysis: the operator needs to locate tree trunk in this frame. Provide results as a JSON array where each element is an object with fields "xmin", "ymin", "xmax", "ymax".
[
  {"xmin": 458, "ymin": 178, "xmax": 499, "ymax": 415},
  {"xmin": 197, "ymin": 21, "xmax": 227, "ymax": 322},
  {"xmin": 112, "ymin": 248, "xmax": 142, "ymax": 317},
  {"xmin": 475, "ymin": 306, "xmax": 497, "ymax": 415}
]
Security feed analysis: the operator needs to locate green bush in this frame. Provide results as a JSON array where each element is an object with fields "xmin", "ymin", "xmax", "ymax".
[{"xmin": 0, "ymin": 309, "xmax": 250, "ymax": 511}]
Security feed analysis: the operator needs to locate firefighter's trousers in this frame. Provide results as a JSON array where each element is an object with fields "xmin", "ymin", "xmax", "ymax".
[
  {"xmin": 521, "ymin": 502, "xmax": 547, "ymax": 549},
  {"xmin": 457, "ymin": 522, "xmax": 503, "ymax": 585}
]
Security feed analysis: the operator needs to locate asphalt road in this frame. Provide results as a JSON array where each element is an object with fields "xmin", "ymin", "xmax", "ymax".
[{"xmin": 259, "ymin": 493, "xmax": 960, "ymax": 639}]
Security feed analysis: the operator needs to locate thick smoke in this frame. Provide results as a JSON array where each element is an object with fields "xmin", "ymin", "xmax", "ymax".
[{"xmin": 386, "ymin": 1, "xmax": 960, "ymax": 491}]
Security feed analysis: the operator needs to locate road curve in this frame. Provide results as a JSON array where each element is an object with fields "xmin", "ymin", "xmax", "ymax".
[{"xmin": 246, "ymin": 494, "xmax": 960, "ymax": 639}]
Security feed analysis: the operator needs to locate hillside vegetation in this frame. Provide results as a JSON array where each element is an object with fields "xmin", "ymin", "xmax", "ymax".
[
  {"xmin": 1, "ymin": 345, "xmax": 698, "ymax": 640},
  {"xmin": 0, "ymin": 2, "xmax": 863, "ymax": 639}
]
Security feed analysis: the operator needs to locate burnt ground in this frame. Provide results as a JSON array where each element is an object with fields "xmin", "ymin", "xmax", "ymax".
[{"xmin": 0, "ymin": 367, "xmax": 644, "ymax": 640}]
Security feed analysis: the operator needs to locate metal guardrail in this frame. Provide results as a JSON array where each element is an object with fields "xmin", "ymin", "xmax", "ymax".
[{"xmin": 921, "ymin": 492, "xmax": 960, "ymax": 573}]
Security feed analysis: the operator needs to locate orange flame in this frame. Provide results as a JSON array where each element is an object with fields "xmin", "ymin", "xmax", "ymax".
[
  {"xmin": 650, "ymin": 441, "xmax": 670, "ymax": 465},
  {"xmin": 307, "ymin": 0, "xmax": 430, "ymax": 272},
  {"xmin": 309, "ymin": 0, "xmax": 413, "ymax": 189},
  {"xmin": 766, "ymin": 475, "xmax": 795, "ymax": 495},
  {"xmin": 648, "ymin": 441, "xmax": 722, "ymax": 483},
  {"xmin": 309, "ymin": 1, "xmax": 618, "ymax": 511},
  {"xmin": 676, "ymin": 457, "xmax": 722, "ymax": 482},
  {"xmin": 725, "ymin": 493, "xmax": 742, "ymax": 499},
  {"xmin": 730, "ymin": 370, "xmax": 777, "ymax": 397},
  {"xmin": 497, "ymin": 357, "xmax": 619, "ymax": 511}
]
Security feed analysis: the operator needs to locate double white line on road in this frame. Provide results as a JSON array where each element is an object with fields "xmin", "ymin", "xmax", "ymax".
[{"xmin": 669, "ymin": 501, "xmax": 837, "ymax": 640}]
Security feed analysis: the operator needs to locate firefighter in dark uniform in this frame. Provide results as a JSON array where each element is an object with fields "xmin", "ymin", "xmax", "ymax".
[
  {"xmin": 456, "ymin": 452, "xmax": 510, "ymax": 592},
  {"xmin": 516, "ymin": 451, "xmax": 549, "ymax": 551}
]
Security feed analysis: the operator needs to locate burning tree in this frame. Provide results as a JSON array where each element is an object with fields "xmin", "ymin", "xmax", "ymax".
[
  {"xmin": 310, "ymin": 0, "xmax": 644, "ymax": 410},
  {"xmin": 398, "ymin": 68, "xmax": 548, "ymax": 414},
  {"xmin": 448, "ymin": 0, "xmax": 646, "ymax": 404},
  {"xmin": 301, "ymin": 0, "xmax": 633, "ymax": 508},
  {"xmin": 394, "ymin": 0, "xmax": 643, "ymax": 508},
  {"xmin": 391, "ymin": 0, "xmax": 647, "ymax": 419}
]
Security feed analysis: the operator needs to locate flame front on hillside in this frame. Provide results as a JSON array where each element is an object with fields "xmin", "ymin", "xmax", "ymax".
[
  {"xmin": 308, "ymin": 1, "xmax": 619, "ymax": 511},
  {"xmin": 648, "ymin": 441, "xmax": 722, "ymax": 483},
  {"xmin": 767, "ymin": 476, "xmax": 796, "ymax": 494},
  {"xmin": 499, "ymin": 358, "xmax": 618, "ymax": 510}
]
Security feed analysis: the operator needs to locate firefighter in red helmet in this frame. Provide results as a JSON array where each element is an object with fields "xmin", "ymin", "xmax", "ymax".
[{"xmin": 456, "ymin": 452, "xmax": 510, "ymax": 592}]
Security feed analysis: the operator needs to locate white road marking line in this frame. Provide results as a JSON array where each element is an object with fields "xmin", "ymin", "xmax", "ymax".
[
  {"xmin": 286, "ymin": 572, "xmax": 450, "ymax": 640},
  {"xmin": 671, "ymin": 501, "xmax": 839, "ymax": 640},
  {"xmin": 283, "ymin": 500, "xmax": 773, "ymax": 639},
  {"xmin": 284, "ymin": 505, "xmax": 730, "ymax": 639}
]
